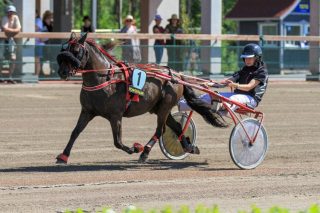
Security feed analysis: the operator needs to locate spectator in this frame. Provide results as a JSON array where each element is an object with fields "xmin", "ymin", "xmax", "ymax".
[
  {"xmin": 152, "ymin": 14, "xmax": 165, "ymax": 64},
  {"xmin": 120, "ymin": 15, "xmax": 141, "ymax": 63},
  {"xmin": 35, "ymin": 10, "xmax": 44, "ymax": 76},
  {"xmin": 42, "ymin": 10, "xmax": 53, "ymax": 33},
  {"xmin": 41, "ymin": 10, "xmax": 56, "ymax": 76},
  {"xmin": 0, "ymin": 5, "xmax": 21, "ymax": 83},
  {"xmin": 165, "ymin": 14, "xmax": 184, "ymax": 71},
  {"xmin": 81, "ymin": 16, "xmax": 95, "ymax": 33}
]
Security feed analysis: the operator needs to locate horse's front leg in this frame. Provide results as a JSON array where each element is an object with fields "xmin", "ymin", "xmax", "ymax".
[
  {"xmin": 56, "ymin": 109, "xmax": 95, "ymax": 164},
  {"xmin": 110, "ymin": 116, "xmax": 140, "ymax": 155}
]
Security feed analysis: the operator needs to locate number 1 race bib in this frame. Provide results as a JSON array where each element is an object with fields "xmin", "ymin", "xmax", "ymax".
[{"xmin": 129, "ymin": 69, "xmax": 147, "ymax": 96}]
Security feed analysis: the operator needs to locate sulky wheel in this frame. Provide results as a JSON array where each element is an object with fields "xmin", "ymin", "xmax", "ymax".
[
  {"xmin": 159, "ymin": 112, "xmax": 197, "ymax": 160},
  {"xmin": 229, "ymin": 118, "xmax": 268, "ymax": 169}
]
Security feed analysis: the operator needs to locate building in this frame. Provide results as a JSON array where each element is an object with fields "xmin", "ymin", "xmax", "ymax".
[{"xmin": 226, "ymin": 0, "xmax": 310, "ymax": 74}]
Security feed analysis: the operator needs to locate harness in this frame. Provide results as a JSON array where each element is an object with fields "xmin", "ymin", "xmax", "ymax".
[
  {"xmin": 65, "ymin": 39, "xmax": 144, "ymax": 110},
  {"xmin": 60, "ymin": 38, "xmax": 180, "ymax": 110}
]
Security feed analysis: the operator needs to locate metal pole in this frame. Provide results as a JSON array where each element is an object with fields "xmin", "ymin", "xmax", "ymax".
[
  {"xmin": 308, "ymin": 0, "xmax": 320, "ymax": 80},
  {"xmin": 92, "ymin": 0, "xmax": 97, "ymax": 30},
  {"xmin": 119, "ymin": 0, "xmax": 122, "ymax": 29}
]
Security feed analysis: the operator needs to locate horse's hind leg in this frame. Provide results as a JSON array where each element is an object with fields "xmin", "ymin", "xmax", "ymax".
[
  {"xmin": 56, "ymin": 109, "xmax": 95, "ymax": 164},
  {"xmin": 166, "ymin": 113, "xmax": 200, "ymax": 154},
  {"xmin": 166, "ymin": 113, "xmax": 183, "ymax": 135}
]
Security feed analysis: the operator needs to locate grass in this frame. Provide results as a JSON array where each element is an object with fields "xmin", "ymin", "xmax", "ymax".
[{"xmin": 64, "ymin": 204, "xmax": 320, "ymax": 213}]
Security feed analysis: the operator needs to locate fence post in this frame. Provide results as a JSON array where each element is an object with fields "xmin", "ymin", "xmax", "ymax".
[
  {"xmin": 200, "ymin": 0, "xmax": 222, "ymax": 78},
  {"xmin": 172, "ymin": 33, "xmax": 176, "ymax": 70},
  {"xmin": 259, "ymin": 34, "xmax": 265, "ymax": 47},
  {"xmin": 14, "ymin": 0, "xmax": 37, "ymax": 83},
  {"xmin": 308, "ymin": 0, "xmax": 320, "ymax": 81}
]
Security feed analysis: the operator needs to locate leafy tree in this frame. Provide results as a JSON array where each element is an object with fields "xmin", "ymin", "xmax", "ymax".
[
  {"xmin": 73, "ymin": 0, "xmax": 141, "ymax": 31},
  {"xmin": 0, "ymin": 0, "xmax": 12, "ymax": 19},
  {"xmin": 221, "ymin": 0, "xmax": 239, "ymax": 73},
  {"xmin": 97, "ymin": 0, "xmax": 118, "ymax": 29},
  {"xmin": 222, "ymin": 0, "xmax": 237, "ymax": 34}
]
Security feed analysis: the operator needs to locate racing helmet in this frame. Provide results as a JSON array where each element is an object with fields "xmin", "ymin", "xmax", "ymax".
[{"xmin": 240, "ymin": 43, "xmax": 262, "ymax": 60}]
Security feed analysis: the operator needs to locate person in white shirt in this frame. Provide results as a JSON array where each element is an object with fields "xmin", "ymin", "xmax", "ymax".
[
  {"xmin": 120, "ymin": 15, "xmax": 141, "ymax": 63},
  {"xmin": 0, "ymin": 5, "xmax": 21, "ymax": 83}
]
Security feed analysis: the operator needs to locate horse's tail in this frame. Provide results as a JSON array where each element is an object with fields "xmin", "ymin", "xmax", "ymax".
[{"xmin": 183, "ymin": 85, "xmax": 228, "ymax": 128}]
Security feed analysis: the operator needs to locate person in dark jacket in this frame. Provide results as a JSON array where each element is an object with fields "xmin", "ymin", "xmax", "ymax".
[
  {"xmin": 81, "ymin": 16, "xmax": 95, "ymax": 33},
  {"xmin": 165, "ymin": 14, "xmax": 184, "ymax": 71},
  {"xmin": 218, "ymin": 43, "xmax": 268, "ymax": 110},
  {"xmin": 179, "ymin": 43, "xmax": 268, "ymax": 113},
  {"xmin": 152, "ymin": 14, "xmax": 165, "ymax": 64}
]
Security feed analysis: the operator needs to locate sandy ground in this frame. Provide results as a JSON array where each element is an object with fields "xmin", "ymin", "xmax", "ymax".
[{"xmin": 0, "ymin": 82, "xmax": 320, "ymax": 213}]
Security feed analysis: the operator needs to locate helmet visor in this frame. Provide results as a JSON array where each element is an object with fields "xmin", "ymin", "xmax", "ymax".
[{"xmin": 240, "ymin": 54, "xmax": 255, "ymax": 58}]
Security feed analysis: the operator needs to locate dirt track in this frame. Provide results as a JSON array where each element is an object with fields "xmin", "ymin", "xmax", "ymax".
[{"xmin": 0, "ymin": 82, "xmax": 320, "ymax": 213}]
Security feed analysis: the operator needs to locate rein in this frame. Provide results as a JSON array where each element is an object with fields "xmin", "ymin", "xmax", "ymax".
[
  {"xmin": 82, "ymin": 79, "xmax": 125, "ymax": 91},
  {"xmin": 85, "ymin": 39, "xmax": 118, "ymax": 63},
  {"xmin": 67, "ymin": 39, "xmax": 122, "ymax": 91},
  {"xmin": 68, "ymin": 39, "xmax": 214, "ymax": 92}
]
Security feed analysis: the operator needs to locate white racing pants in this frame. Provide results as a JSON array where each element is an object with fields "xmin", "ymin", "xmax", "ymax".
[{"xmin": 178, "ymin": 92, "xmax": 257, "ymax": 113}]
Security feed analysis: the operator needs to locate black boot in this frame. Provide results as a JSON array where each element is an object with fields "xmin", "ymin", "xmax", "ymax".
[{"xmin": 180, "ymin": 136, "xmax": 200, "ymax": 154}]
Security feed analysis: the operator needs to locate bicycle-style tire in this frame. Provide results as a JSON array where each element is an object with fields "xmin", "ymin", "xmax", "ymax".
[
  {"xmin": 159, "ymin": 112, "xmax": 197, "ymax": 160},
  {"xmin": 229, "ymin": 118, "xmax": 268, "ymax": 169}
]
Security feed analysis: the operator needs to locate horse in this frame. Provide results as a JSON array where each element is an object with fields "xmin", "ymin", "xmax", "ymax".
[{"xmin": 56, "ymin": 32, "xmax": 226, "ymax": 164}]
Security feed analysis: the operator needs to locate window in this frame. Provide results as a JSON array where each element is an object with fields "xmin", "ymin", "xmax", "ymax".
[
  {"xmin": 258, "ymin": 23, "xmax": 278, "ymax": 46},
  {"xmin": 284, "ymin": 23, "xmax": 309, "ymax": 48}
]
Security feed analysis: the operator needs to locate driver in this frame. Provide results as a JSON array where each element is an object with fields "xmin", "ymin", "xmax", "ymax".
[{"xmin": 179, "ymin": 43, "xmax": 268, "ymax": 113}]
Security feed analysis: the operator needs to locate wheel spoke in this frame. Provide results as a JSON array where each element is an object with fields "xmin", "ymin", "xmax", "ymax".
[
  {"xmin": 230, "ymin": 118, "xmax": 268, "ymax": 169},
  {"xmin": 159, "ymin": 112, "xmax": 196, "ymax": 160}
]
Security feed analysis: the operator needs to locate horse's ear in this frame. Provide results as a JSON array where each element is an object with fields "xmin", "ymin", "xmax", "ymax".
[
  {"xmin": 78, "ymin": 32, "xmax": 88, "ymax": 44},
  {"xmin": 69, "ymin": 32, "xmax": 77, "ymax": 41}
]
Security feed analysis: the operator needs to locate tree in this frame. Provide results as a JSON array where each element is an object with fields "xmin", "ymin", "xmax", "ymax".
[
  {"xmin": 221, "ymin": 0, "xmax": 239, "ymax": 73},
  {"xmin": 97, "ymin": 0, "xmax": 118, "ymax": 29},
  {"xmin": 0, "ymin": 0, "xmax": 12, "ymax": 19},
  {"xmin": 179, "ymin": 0, "xmax": 201, "ymax": 33},
  {"xmin": 72, "ymin": 0, "xmax": 235, "ymax": 33},
  {"xmin": 222, "ymin": 0, "xmax": 237, "ymax": 34},
  {"xmin": 72, "ymin": 0, "xmax": 141, "ymax": 30},
  {"xmin": 73, "ymin": 0, "xmax": 91, "ymax": 30}
]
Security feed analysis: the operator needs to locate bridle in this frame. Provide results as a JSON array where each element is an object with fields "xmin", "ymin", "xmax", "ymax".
[
  {"xmin": 61, "ymin": 39, "xmax": 86, "ymax": 61},
  {"xmin": 59, "ymin": 39, "xmax": 87, "ymax": 76},
  {"xmin": 59, "ymin": 38, "xmax": 121, "ymax": 76}
]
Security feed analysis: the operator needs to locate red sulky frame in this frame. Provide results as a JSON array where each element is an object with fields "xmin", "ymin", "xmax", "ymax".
[{"xmin": 143, "ymin": 69, "xmax": 264, "ymax": 146}]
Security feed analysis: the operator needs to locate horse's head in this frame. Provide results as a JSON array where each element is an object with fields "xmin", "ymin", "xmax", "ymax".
[{"xmin": 57, "ymin": 33, "xmax": 89, "ymax": 80}]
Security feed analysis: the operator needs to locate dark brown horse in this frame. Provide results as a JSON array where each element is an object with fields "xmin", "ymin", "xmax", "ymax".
[{"xmin": 56, "ymin": 33, "xmax": 226, "ymax": 164}]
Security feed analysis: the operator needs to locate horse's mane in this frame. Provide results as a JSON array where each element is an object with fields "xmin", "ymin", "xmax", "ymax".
[{"xmin": 85, "ymin": 39, "xmax": 119, "ymax": 64}]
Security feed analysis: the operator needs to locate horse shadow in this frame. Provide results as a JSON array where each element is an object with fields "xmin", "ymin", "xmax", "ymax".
[{"xmin": 0, "ymin": 160, "xmax": 237, "ymax": 173}]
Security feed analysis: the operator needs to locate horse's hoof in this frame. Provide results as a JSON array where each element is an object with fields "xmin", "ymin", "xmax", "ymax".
[
  {"xmin": 127, "ymin": 147, "xmax": 134, "ymax": 154},
  {"xmin": 138, "ymin": 152, "xmax": 148, "ymax": 163},
  {"xmin": 184, "ymin": 145, "xmax": 200, "ymax": 155},
  {"xmin": 56, "ymin": 154, "xmax": 68, "ymax": 164},
  {"xmin": 133, "ymin": 143, "xmax": 144, "ymax": 153},
  {"xmin": 192, "ymin": 146, "xmax": 200, "ymax": 155},
  {"xmin": 56, "ymin": 159, "xmax": 67, "ymax": 164}
]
